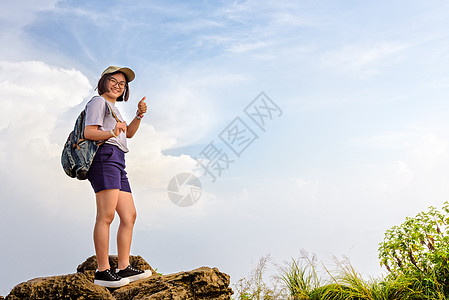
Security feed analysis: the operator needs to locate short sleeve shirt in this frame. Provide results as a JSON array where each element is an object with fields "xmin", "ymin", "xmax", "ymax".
[{"xmin": 85, "ymin": 96, "xmax": 129, "ymax": 153}]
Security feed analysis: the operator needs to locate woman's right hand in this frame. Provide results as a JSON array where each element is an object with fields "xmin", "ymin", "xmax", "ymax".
[{"xmin": 113, "ymin": 121, "xmax": 127, "ymax": 137}]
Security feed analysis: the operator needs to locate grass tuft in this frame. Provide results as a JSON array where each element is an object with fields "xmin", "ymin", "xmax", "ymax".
[{"xmin": 232, "ymin": 252, "xmax": 449, "ymax": 300}]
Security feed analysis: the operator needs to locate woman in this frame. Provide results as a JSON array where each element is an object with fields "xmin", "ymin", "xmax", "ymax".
[{"xmin": 84, "ymin": 66, "xmax": 151, "ymax": 288}]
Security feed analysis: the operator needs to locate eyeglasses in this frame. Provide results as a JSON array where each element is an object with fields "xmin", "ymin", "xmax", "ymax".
[{"xmin": 108, "ymin": 77, "xmax": 127, "ymax": 89}]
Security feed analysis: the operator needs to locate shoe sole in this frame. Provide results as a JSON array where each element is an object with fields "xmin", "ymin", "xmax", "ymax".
[
  {"xmin": 126, "ymin": 270, "xmax": 152, "ymax": 283},
  {"xmin": 94, "ymin": 278, "xmax": 130, "ymax": 288}
]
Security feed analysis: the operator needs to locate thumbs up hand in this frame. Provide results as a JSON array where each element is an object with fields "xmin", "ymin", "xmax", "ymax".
[{"xmin": 137, "ymin": 97, "xmax": 147, "ymax": 117}]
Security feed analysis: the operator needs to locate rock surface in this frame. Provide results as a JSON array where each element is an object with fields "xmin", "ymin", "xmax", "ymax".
[{"xmin": 5, "ymin": 255, "xmax": 233, "ymax": 300}]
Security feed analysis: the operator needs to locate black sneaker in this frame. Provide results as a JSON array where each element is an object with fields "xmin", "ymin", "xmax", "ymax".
[
  {"xmin": 94, "ymin": 268, "xmax": 130, "ymax": 288},
  {"xmin": 116, "ymin": 265, "xmax": 152, "ymax": 282}
]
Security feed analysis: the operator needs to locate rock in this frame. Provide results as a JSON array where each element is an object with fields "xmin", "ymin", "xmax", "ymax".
[
  {"xmin": 5, "ymin": 272, "xmax": 113, "ymax": 300},
  {"xmin": 5, "ymin": 255, "xmax": 233, "ymax": 300},
  {"xmin": 112, "ymin": 266, "xmax": 233, "ymax": 300}
]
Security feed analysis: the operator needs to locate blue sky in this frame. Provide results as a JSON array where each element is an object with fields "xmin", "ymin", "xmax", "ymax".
[{"xmin": 2, "ymin": 0, "xmax": 449, "ymax": 295}]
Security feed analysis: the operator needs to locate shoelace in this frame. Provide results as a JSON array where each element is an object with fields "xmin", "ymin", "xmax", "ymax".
[
  {"xmin": 125, "ymin": 265, "xmax": 142, "ymax": 273},
  {"xmin": 106, "ymin": 269, "xmax": 122, "ymax": 280}
]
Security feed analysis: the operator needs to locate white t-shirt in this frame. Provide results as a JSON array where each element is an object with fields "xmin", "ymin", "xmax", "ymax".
[{"xmin": 84, "ymin": 96, "xmax": 129, "ymax": 153}]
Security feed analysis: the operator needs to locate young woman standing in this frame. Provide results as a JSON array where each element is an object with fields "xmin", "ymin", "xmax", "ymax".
[{"xmin": 84, "ymin": 66, "xmax": 151, "ymax": 287}]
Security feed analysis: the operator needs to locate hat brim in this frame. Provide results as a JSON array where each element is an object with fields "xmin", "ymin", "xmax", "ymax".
[
  {"xmin": 116, "ymin": 67, "xmax": 135, "ymax": 82},
  {"xmin": 101, "ymin": 66, "xmax": 135, "ymax": 82}
]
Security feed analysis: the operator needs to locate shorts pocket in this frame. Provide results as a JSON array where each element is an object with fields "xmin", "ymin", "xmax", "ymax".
[{"xmin": 96, "ymin": 146, "xmax": 114, "ymax": 162}]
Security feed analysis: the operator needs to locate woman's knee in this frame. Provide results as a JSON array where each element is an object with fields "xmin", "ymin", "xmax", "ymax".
[
  {"xmin": 121, "ymin": 210, "xmax": 137, "ymax": 227},
  {"xmin": 96, "ymin": 211, "xmax": 116, "ymax": 225}
]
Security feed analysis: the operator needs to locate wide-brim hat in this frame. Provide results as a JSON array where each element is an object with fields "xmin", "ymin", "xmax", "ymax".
[{"xmin": 101, "ymin": 66, "xmax": 135, "ymax": 82}]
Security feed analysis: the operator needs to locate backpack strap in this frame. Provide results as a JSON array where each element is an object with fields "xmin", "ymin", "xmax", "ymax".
[
  {"xmin": 104, "ymin": 101, "xmax": 121, "ymax": 123},
  {"xmin": 73, "ymin": 138, "xmax": 106, "ymax": 149},
  {"xmin": 73, "ymin": 98, "xmax": 123, "ymax": 149}
]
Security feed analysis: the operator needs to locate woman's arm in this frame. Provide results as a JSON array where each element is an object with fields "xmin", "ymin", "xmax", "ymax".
[
  {"xmin": 127, "ymin": 117, "xmax": 141, "ymax": 138},
  {"xmin": 127, "ymin": 97, "xmax": 147, "ymax": 139},
  {"xmin": 84, "ymin": 125, "xmax": 114, "ymax": 141},
  {"xmin": 85, "ymin": 123, "xmax": 127, "ymax": 141}
]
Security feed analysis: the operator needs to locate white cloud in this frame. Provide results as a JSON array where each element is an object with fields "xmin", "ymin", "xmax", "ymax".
[
  {"xmin": 350, "ymin": 130, "xmax": 415, "ymax": 150},
  {"xmin": 255, "ymin": 128, "xmax": 449, "ymax": 280},
  {"xmin": 141, "ymin": 66, "xmax": 250, "ymax": 147},
  {"xmin": 164, "ymin": 18, "xmax": 224, "ymax": 34},
  {"xmin": 351, "ymin": 129, "xmax": 449, "ymax": 162},
  {"xmin": 147, "ymin": 84, "xmax": 218, "ymax": 146},
  {"xmin": 410, "ymin": 133, "xmax": 449, "ymax": 168},
  {"xmin": 272, "ymin": 11, "xmax": 311, "ymax": 27},
  {"xmin": 323, "ymin": 42, "xmax": 411, "ymax": 76},
  {"xmin": 126, "ymin": 123, "xmax": 197, "ymax": 189},
  {"xmin": 226, "ymin": 41, "xmax": 271, "ymax": 54},
  {"xmin": 346, "ymin": 129, "xmax": 449, "ymax": 217},
  {"xmin": 0, "ymin": 60, "xmax": 90, "ymax": 145}
]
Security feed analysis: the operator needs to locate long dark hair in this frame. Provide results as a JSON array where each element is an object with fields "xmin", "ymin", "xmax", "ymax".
[{"xmin": 97, "ymin": 71, "xmax": 129, "ymax": 102}]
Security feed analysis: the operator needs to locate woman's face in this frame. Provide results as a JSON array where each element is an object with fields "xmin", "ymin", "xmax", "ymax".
[{"xmin": 104, "ymin": 72, "xmax": 126, "ymax": 100}]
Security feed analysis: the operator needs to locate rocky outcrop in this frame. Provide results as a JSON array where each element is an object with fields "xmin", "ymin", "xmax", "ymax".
[
  {"xmin": 5, "ymin": 255, "xmax": 233, "ymax": 300},
  {"xmin": 6, "ymin": 273, "xmax": 114, "ymax": 300}
]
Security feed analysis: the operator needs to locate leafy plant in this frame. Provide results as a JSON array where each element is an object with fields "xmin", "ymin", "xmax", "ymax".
[
  {"xmin": 378, "ymin": 203, "xmax": 449, "ymax": 272},
  {"xmin": 378, "ymin": 202, "xmax": 449, "ymax": 295}
]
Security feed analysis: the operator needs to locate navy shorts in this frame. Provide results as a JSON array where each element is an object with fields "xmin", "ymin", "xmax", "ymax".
[{"xmin": 87, "ymin": 144, "xmax": 132, "ymax": 194}]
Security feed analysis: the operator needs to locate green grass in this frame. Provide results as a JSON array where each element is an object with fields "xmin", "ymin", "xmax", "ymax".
[
  {"xmin": 280, "ymin": 254, "xmax": 320, "ymax": 299},
  {"xmin": 232, "ymin": 204, "xmax": 449, "ymax": 299},
  {"xmin": 232, "ymin": 254, "xmax": 449, "ymax": 300}
]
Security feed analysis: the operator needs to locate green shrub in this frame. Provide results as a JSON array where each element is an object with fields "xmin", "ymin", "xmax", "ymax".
[{"xmin": 378, "ymin": 202, "xmax": 449, "ymax": 297}]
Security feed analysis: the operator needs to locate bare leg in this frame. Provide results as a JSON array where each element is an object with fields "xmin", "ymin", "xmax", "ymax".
[
  {"xmin": 93, "ymin": 189, "xmax": 120, "ymax": 271},
  {"xmin": 116, "ymin": 191, "xmax": 137, "ymax": 270}
]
